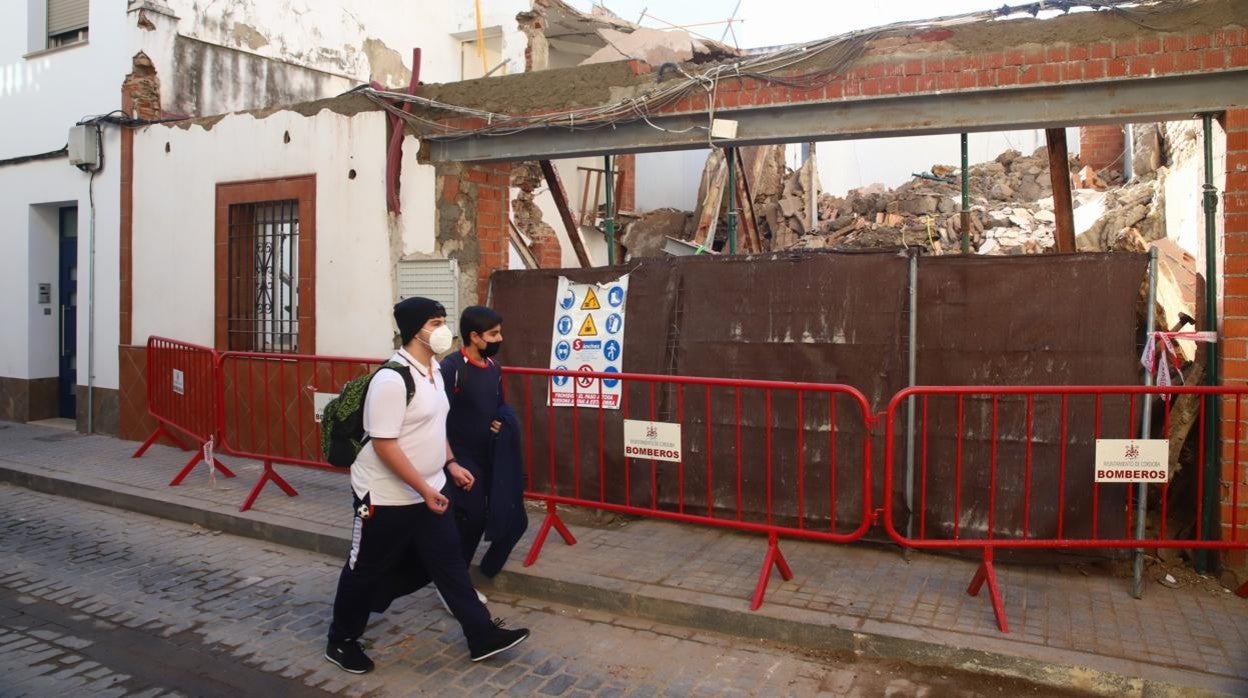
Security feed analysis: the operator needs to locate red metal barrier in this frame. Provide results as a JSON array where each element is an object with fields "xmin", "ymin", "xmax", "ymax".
[
  {"xmin": 216, "ymin": 351, "xmax": 379, "ymax": 511},
  {"xmin": 504, "ymin": 366, "xmax": 875, "ymax": 610},
  {"xmin": 133, "ymin": 336, "xmax": 235, "ymax": 485},
  {"xmin": 883, "ymin": 385, "xmax": 1248, "ymax": 633}
]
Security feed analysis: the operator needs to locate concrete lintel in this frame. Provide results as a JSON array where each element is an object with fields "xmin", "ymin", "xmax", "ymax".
[{"xmin": 427, "ymin": 69, "xmax": 1248, "ymax": 163}]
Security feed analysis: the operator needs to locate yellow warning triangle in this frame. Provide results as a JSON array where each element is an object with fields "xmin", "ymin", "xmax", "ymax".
[
  {"xmin": 580, "ymin": 287, "xmax": 601, "ymax": 310},
  {"xmin": 577, "ymin": 314, "xmax": 598, "ymax": 336}
]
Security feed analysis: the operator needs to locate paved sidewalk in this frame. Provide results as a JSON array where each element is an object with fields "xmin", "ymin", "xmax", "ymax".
[
  {"xmin": 1, "ymin": 421, "xmax": 1245, "ymax": 696},
  {"xmin": 7, "ymin": 485, "xmax": 1050, "ymax": 697}
]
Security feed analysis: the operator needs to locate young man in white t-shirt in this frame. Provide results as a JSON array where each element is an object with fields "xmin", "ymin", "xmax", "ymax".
[{"xmin": 325, "ymin": 297, "xmax": 529, "ymax": 674}]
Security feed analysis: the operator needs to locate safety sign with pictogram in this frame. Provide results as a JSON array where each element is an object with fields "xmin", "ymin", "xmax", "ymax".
[{"xmin": 548, "ymin": 274, "xmax": 629, "ymax": 409}]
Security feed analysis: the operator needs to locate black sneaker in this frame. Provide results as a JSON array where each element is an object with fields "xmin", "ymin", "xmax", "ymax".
[
  {"xmin": 469, "ymin": 619, "xmax": 530, "ymax": 662},
  {"xmin": 325, "ymin": 639, "xmax": 375, "ymax": 674}
]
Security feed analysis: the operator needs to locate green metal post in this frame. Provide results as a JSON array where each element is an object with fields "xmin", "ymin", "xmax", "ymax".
[
  {"xmin": 727, "ymin": 148, "xmax": 738, "ymax": 254},
  {"xmin": 604, "ymin": 155, "xmax": 616, "ymax": 265},
  {"xmin": 960, "ymin": 133, "xmax": 971, "ymax": 254},
  {"xmin": 1199, "ymin": 113, "xmax": 1221, "ymax": 573}
]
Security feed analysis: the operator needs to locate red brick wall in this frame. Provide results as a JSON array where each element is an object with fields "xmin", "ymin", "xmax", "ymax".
[
  {"xmin": 1221, "ymin": 108, "xmax": 1248, "ymax": 562},
  {"xmin": 466, "ymin": 163, "xmax": 512, "ymax": 301},
  {"xmin": 529, "ymin": 231, "xmax": 562, "ymax": 268},
  {"xmin": 1079, "ymin": 124, "xmax": 1125, "ymax": 172},
  {"xmin": 615, "ymin": 153, "xmax": 636, "ymax": 212}
]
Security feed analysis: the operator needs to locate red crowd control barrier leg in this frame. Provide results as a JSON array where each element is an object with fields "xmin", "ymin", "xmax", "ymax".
[
  {"xmin": 751, "ymin": 531, "xmax": 794, "ymax": 611},
  {"xmin": 131, "ymin": 424, "xmax": 189, "ymax": 459},
  {"xmin": 168, "ymin": 443, "xmax": 235, "ymax": 487},
  {"xmin": 1237, "ymin": 579, "xmax": 1247, "ymax": 599},
  {"xmin": 239, "ymin": 460, "xmax": 299, "ymax": 512},
  {"xmin": 524, "ymin": 500, "xmax": 577, "ymax": 567},
  {"xmin": 966, "ymin": 549, "xmax": 1009, "ymax": 632}
]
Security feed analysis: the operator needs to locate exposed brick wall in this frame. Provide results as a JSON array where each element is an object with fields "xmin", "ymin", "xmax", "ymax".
[
  {"xmin": 529, "ymin": 230, "xmax": 562, "ymax": 268},
  {"xmin": 474, "ymin": 164, "xmax": 511, "ymax": 300},
  {"xmin": 1221, "ymin": 107, "xmax": 1248, "ymax": 566},
  {"xmin": 615, "ymin": 153, "xmax": 636, "ymax": 212},
  {"xmin": 1079, "ymin": 124, "xmax": 1125, "ymax": 173}
]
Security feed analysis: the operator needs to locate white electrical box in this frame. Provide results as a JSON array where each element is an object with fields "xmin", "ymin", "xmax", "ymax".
[
  {"xmin": 710, "ymin": 118, "xmax": 738, "ymax": 140},
  {"xmin": 68, "ymin": 124, "xmax": 99, "ymax": 169}
]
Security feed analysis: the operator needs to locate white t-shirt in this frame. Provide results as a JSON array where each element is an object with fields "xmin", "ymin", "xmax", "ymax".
[{"xmin": 350, "ymin": 349, "xmax": 449, "ymax": 506}]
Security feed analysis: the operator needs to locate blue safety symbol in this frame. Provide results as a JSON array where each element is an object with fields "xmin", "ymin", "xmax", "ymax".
[
  {"xmin": 604, "ymin": 339, "xmax": 621, "ymax": 362},
  {"xmin": 556, "ymin": 315, "xmax": 573, "ymax": 335},
  {"xmin": 554, "ymin": 340, "xmax": 571, "ymax": 361},
  {"xmin": 552, "ymin": 365, "xmax": 569, "ymax": 387},
  {"xmin": 603, "ymin": 365, "xmax": 620, "ymax": 388},
  {"xmin": 607, "ymin": 286, "xmax": 625, "ymax": 308},
  {"xmin": 559, "ymin": 288, "xmax": 576, "ymax": 310},
  {"xmin": 605, "ymin": 313, "xmax": 622, "ymax": 335}
]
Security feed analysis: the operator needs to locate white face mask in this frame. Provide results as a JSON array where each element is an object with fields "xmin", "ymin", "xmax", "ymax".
[{"xmin": 423, "ymin": 325, "xmax": 454, "ymax": 355}]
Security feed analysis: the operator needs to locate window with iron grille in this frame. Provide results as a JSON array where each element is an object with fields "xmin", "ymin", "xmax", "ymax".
[{"xmin": 227, "ymin": 200, "xmax": 300, "ymax": 352}]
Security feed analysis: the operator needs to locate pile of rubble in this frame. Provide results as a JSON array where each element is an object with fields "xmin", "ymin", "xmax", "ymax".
[
  {"xmin": 622, "ymin": 144, "xmax": 1171, "ymax": 259},
  {"xmin": 785, "ymin": 146, "xmax": 1166, "ymax": 256}
]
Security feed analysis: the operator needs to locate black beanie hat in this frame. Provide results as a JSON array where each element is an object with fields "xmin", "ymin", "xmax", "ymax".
[{"xmin": 394, "ymin": 296, "xmax": 446, "ymax": 345}]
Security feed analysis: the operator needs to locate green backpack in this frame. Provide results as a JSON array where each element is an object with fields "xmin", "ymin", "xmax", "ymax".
[{"xmin": 320, "ymin": 361, "xmax": 416, "ymax": 467}]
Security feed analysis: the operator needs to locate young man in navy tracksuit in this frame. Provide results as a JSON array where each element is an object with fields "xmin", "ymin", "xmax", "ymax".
[{"xmin": 441, "ymin": 306, "xmax": 525, "ymax": 577}]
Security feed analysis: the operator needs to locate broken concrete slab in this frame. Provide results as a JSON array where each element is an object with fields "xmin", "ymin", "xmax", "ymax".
[{"xmin": 622, "ymin": 208, "xmax": 690, "ymax": 258}]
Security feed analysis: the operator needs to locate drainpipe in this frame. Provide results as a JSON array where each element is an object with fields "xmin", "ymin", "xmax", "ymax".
[
  {"xmin": 604, "ymin": 155, "xmax": 616, "ymax": 265},
  {"xmin": 87, "ymin": 167, "xmax": 97, "ymax": 434},
  {"xmin": 1198, "ymin": 113, "xmax": 1221, "ymax": 573},
  {"xmin": 727, "ymin": 147, "xmax": 738, "ymax": 254},
  {"xmin": 960, "ymin": 134, "xmax": 971, "ymax": 254}
]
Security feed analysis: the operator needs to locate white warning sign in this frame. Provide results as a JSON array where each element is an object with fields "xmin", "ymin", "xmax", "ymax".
[
  {"xmin": 549, "ymin": 274, "xmax": 628, "ymax": 409},
  {"xmin": 1094, "ymin": 439, "xmax": 1170, "ymax": 483}
]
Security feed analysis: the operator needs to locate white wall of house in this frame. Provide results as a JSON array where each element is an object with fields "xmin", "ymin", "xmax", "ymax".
[
  {"xmin": 1, "ymin": 0, "xmax": 131, "ymax": 160},
  {"xmin": 159, "ymin": 0, "xmax": 528, "ymax": 89},
  {"xmin": 132, "ymin": 108, "xmax": 444, "ymax": 360},
  {"xmin": 0, "ymin": 1, "xmax": 128, "ymax": 392},
  {"xmin": 2, "ymin": 0, "xmax": 532, "ymax": 423},
  {"xmin": 635, "ymin": 150, "xmax": 709, "ymax": 213}
]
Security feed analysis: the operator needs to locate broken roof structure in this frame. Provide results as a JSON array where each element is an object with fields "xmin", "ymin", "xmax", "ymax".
[{"xmin": 354, "ymin": 0, "xmax": 1247, "ymax": 162}]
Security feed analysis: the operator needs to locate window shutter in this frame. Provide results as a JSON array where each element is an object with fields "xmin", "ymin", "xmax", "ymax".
[
  {"xmin": 47, "ymin": 0, "xmax": 89, "ymax": 36},
  {"xmin": 396, "ymin": 259, "xmax": 461, "ymax": 333}
]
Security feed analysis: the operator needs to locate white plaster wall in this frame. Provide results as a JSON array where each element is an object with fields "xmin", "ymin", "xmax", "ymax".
[
  {"xmin": 635, "ymin": 149, "xmax": 709, "ymax": 212},
  {"xmin": 399, "ymin": 139, "xmax": 437, "ymax": 258},
  {"xmin": 160, "ymin": 0, "xmax": 529, "ymax": 88},
  {"xmin": 1163, "ymin": 120, "xmax": 1227, "ymax": 271},
  {"xmin": 132, "ymin": 109, "xmax": 401, "ymax": 359},
  {"xmin": 0, "ymin": 0, "xmax": 132, "ymax": 160},
  {"xmin": 531, "ymin": 157, "xmax": 608, "ymax": 267},
  {"xmin": 0, "ymin": 141, "xmax": 117, "ymax": 389}
]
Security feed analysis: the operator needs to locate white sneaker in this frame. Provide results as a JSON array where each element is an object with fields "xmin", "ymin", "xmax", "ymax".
[{"xmin": 434, "ymin": 588, "xmax": 488, "ymax": 613}]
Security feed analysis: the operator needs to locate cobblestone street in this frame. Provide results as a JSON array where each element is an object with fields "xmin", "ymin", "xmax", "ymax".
[{"xmin": 0, "ymin": 483, "xmax": 1070, "ymax": 697}]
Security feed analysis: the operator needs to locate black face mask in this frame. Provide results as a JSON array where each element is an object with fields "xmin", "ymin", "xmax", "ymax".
[{"xmin": 481, "ymin": 340, "xmax": 502, "ymax": 358}]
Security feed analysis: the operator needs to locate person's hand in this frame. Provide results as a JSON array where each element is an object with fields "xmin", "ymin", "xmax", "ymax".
[
  {"xmin": 424, "ymin": 490, "xmax": 450, "ymax": 514},
  {"xmin": 490, "ymin": 420, "xmax": 502, "ymax": 434},
  {"xmin": 448, "ymin": 462, "xmax": 475, "ymax": 491}
]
